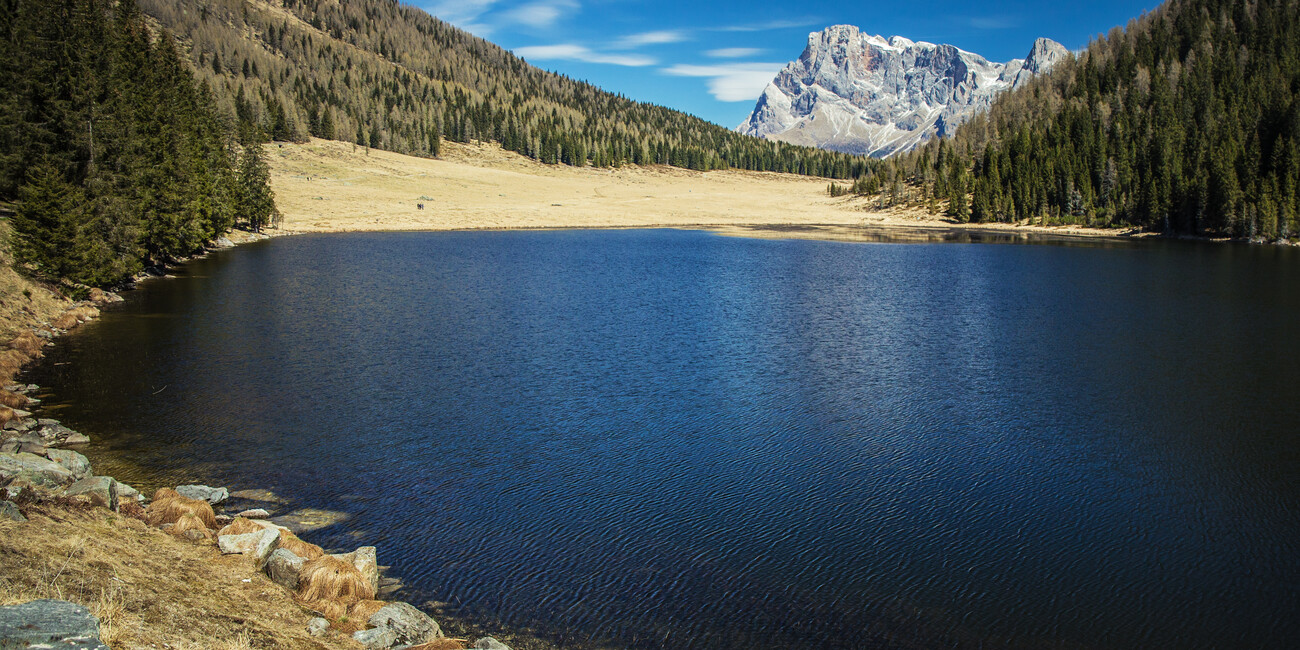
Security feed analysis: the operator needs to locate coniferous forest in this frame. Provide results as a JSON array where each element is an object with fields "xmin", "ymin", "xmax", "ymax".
[
  {"xmin": 0, "ymin": 0, "xmax": 278, "ymax": 287},
  {"xmin": 136, "ymin": 0, "xmax": 873, "ymax": 178},
  {"xmin": 846, "ymin": 0, "xmax": 1300, "ymax": 240}
]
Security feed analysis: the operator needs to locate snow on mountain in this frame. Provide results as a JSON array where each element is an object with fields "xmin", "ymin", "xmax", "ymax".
[{"xmin": 736, "ymin": 26, "xmax": 1069, "ymax": 157}]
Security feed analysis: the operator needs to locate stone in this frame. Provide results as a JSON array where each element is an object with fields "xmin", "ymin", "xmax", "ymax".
[
  {"xmin": 63, "ymin": 476, "xmax": 119, "ymax": 511},
  {"xmin": 45, "ymin": 448, "xmax": 92, "ymax": 480},
  {"xmin": 306, "ymin": 617, "xmax": 329, "ymax": 637},
  {"xmin": 0, "ymin": 500, "xmax": 25, "ymax": 522},
  {"xmin": 0, "ymin": 435, "xmax": 42, "ymax": 455},
  {"xmin": 62, "ymin": 432, "xmax": 90, "ymax": 445},
  {"xmin": 475, "ymin": 638, "xmax": 511, "ymax": 650},
  {"xmin": 183, "ymin": 528, "xmax": 208, "ymax": 541},
  {"xmin": 252, "ymin": 527, "xmax": 281, "ymax": 568},
  {"xmin": 265, "ymin": 548, "xmax": 305, "ymax": 590},
  {"xmin": 0, "ymin": 599, "xmax": 108, "ymax": 649},
  {"xmin": 236, "ymin": 508, "xmax": 271, "ymax": 519},
  {"xmin": 336, "ymin": 546, "xmax": 379, "ymax": 595},
  {"xmin": 176, "ymin": 484, "xmax": 228, "ymax": 505},
  {"xmin": 218, "ymin": 530, "xmax": 262, "ymax": 555},
  {"xmin": 359, "ymin": 602, "xmax": 441, "ymax": 649},
  {"xmin": 34, "ymin": 421, "xmax": 77, "ymax": 443},
  {"xmin": 0, "ymin": 451, "xmax": 76, "ymax": 488},
  {"xmin": 112, "ymin": 481, "xmax": 142, "ymax": 503}
]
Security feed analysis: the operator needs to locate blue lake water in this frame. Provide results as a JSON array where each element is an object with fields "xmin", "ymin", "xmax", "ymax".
[{"xmin": 29, "ymin": 229, "xmax": 1300, "ymax": 648}]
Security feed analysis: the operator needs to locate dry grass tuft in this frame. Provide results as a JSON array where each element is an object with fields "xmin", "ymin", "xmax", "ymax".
[
  {"xmin": 118, "ymin": 500, "xmax": 146, "ymax": 521},
  {"xmin": 0, "ymin": 349, "xmax": 28, "ymax": 377},
  {"xmin": 407, "ymin": 640, "xmax": 469, "ymax": 650},
  {"xmin": 278, "ymin": 531, "xmax": 324, "ymax": 560},
  {"xmin": 348, "ymin": 599, "xmax": 387, "ymax": 624},
  {"xmin": 218, "ymin": 517, "xmax": 264, "ymax": 537},
  {"xmin": 169, "ymin": 512, "xmax": 214, "ymax": 539},
  {"xmin": 297, "ymin": 555, "xmax": 375, "ymax": 605},
  {"xmin": 0, "ymin": 389, "xmax": 27, "ymax": 408},
  {"xmin": 300, "ymin": 597, "xmax": 347, "ymax": 621},
  {"xmin": 9, "ymin": 330, "xmax": 44, "ymax": 357},
  {"xmin": 145, "ymin": 494, "xmax": 216, "ymax": 529},
  {"xmin": 50, "ymin": 313, "xmax": 80, "ymax": 330}
]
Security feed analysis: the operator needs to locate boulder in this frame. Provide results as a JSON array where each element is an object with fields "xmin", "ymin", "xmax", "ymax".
[
  {"xmin": 218, "ymin": 530, "xmax": 262, "ymax": 555},
  {"xmin": 0, "ymin": 433, "xmax": 43, "ymax": 455},
  {"xmin": 475, "ymin": 638, "xmax": 512, "ymax": 650},
  {"xmin": 0, "ymin": 500, "xmax": 25, "ymax": 522},
  {"xmin": 354, "ymin": 602, "xmax": 442, "ymax": 649},
  {"xmin": 45, "ymin": 448, "xmax": 92, "ymax": 480},
  {"xmin": 63, "ymin": 476, "xmax": 119, "ymax": 511},
  {"xmin": 176, "ymin": 484, "xmax": 228, "ymax": 505},
  {"xmin": 306, "ymin": 617, "xmax": 330, "ymax": 637},
  {"xmin": 253, "ymin": 527, "xmax": 281, "ymax": 568},
  {"xmin": 63, "ymin": 432, "xmax": 90, "ymax": 445},
  {"xmin": 236, "ymin": 508, "xmax": 271, "ymax": 519},
  {"xmin": 335, "ymin": 546, "xmax": 379, "ymax": 595},
  {"xmin": 265, "ymin": 548, "xmax": 305, "ymax": 590},
  {"xmin": 113, "ymin": 481, "xmax": 142, "ymax": 503},
  {"xmin": 0, "ymin": 451, "xmax": 76, "ymax": 488},
  {"xmin": 0, "ymin": 599, "xmax": 108, "ymax": 649},
  {"xmin": 34, "ymin": 421, "xmax": 77, "ymax": 443}
]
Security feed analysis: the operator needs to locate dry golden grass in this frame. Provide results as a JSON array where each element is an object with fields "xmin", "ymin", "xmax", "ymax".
[
  {"xmin": 152, "ymin": 487, "xmax": 180, "ymax": 501},
  {"xmin": 407, "ymin": 640, "xmax": 469, "ymax": 650},
  {"xmin": 0, "ymin": 502, "xmax": 357, "ymax": 649},
  {"xmin": 0, "ymin": 221, "xmax": 71, "ymax": 343},
  {"xmin": 169, "ymin": 512, "xmax": 214, "ymax": 539},
  {"xmin": 0, "ymin": 388, "xmax": 27, "ymax": 407},
  {"xmin": 145, "ymin": 494, "xmax": 217, "ymax": 529},
  {"xmin": 0, "ymin": 348, "xmax": 29, "ymax": 377},
  {"xmin": 218, "ymin": 517, "xmax": 265, "ymax": 537},
  {"xmin": 9, "ymin": 329, "xmax": 44, "ymax": 357},
  {"xmin": 297, "ymin": 555, "xmax": 375, "ymax": 605},
  {"xmin": 51, "ymin": 312, "xmax": 80, "ymax": 330},
  {"xmin": 299, "ymin": 598, "xmax": 347, "ymax": 621},
  {"xmin": 347, "ymin": 599, "xmax": 387, "ymax": 623},
  {"xmin": 278, "ymin": 532, "xmax": 324, "ymax": 561}
]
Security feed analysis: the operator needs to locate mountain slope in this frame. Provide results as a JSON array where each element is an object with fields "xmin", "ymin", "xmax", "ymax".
[
  {"xmin": 737, "ymin": 26, "xmax": 1067, "ymax": 157},
  {"xmin": 873, "ymin": 0, "xmax": 1300, "ymax": 239},
  {"xmin": 139, "ymin": 0, "xmax": 872, "ymax": 179}
]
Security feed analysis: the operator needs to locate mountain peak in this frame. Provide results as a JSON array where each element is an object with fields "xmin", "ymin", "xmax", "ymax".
[{"xmin": 737, "ymin": 27, "xmax": 1068, "ymax": 157}]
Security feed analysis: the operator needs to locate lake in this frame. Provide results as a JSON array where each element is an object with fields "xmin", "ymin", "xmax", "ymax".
[{"xmin": 28, "ymin": 229, "xmax": 1300, "ymax": 649}]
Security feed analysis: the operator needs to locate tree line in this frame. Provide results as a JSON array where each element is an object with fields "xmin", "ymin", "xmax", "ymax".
[
  {"xmin": 0, "ymin": 0, "xmax": 278, "ymax": 287},
  {"xmin": 139, "ymin": 0, "xmax": 876, "ymax": 179},
  {"xmin": 840, "ymin": 0, "xmax": 1300, "ymax": 240}
]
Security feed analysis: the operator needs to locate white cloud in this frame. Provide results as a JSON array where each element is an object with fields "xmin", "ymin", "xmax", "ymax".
[
  {"xmin": 515, "ymin": 43, "xmax": 656, "ymax": 66},
  {"xmin": 662, "ymin": 62, "xmax": 784, "ymax": 101},
  {"xmin": 613, "ymin": 30, "xmax": 688, "ymax": 49},
  {"xmin": 705, "ymin": 47, "xmax": 763, "ymax": 58},
  {"xmin": 427, "ymin": 0, "xmax": 500, "ymax": 26},
  {"xmin": 503, "ymin": 0, "xmax": 579, "ymax": 29},
  {"xmin": 716, "ymin": 18, "xmax": 820, "ymax": 33}
]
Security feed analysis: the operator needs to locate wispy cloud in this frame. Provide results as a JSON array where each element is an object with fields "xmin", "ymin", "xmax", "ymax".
[
  {"xmin": 662, "ymin": 62, "xmax": 784, "ymax": 101},
  {"xmin": 503, "ymin": 0, "xmax": 579, "ymax": 29},
  {"xmin": 515, "ymin": 43, "xmax": 656, "ymax": 66},
  {"xmin": 705, "ymin": 47, "xmax": 763, "ymax": 58},
  {"xmin": 613, "ymin": 30, "xmax": 688, "ymax": 49},
  {"xmin": 968, "ymin": 15, "xmax": 1018, "ymax": 30},
  {"xmin": 427, "ymin": 0, "xmax": 501, "ymax": 35},
  {"xmin": 715, "ymin": 18, "xmax": 821, "ymax": 33}
]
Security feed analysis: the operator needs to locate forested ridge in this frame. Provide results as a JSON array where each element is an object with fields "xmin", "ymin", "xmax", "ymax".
[
  {"xmin": 140, "ymin": 0, "xmax": 873, "ymax": 178},
  {"xmin": 0, "ymin": 0, "xmax": 278, "ymax": 287},
  {"xmin": 840, "ymin": 0, "xmax": 1300, "ymax": 240}
]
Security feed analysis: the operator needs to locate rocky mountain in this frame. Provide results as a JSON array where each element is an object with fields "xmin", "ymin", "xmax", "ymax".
[{"xmin": 737, "ymin": 25, "xmax": 1068, "ymax": 157}]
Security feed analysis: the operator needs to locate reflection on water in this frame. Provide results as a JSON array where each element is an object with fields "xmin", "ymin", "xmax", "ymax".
[{"xmin": 28, "ymin": 230, "xmax": 1300, "ymax": 649}]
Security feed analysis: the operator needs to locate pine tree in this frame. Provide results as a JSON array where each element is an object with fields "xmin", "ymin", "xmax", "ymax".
[{"xmin": 235, "ymin": 141, "xmax": 278, "ymax": 232}]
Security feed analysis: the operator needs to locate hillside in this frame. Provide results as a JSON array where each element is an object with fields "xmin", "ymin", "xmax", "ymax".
[
  {"xmin": 856, "ymin": 0, "xmax": 1300, "ymax": 239},
  {"xmin": 139, "ymin": 0, "xmax": 872, "ymax": 179}
]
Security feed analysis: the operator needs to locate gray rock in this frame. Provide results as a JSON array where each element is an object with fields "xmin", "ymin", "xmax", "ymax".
[
  {"xmin": 0, "ymin": 452, "xmax": 76, "ymax": 488},
  {"xmin": 112, "ymin": 481, "xmax": 142, "ymax": 503},
  {"xmin": 475, "ymin": 638, "xmax": 512, "ymax": 650},
  {"xmin": 265, "ymin": 548, "xmax": 305, "ymax": 590},
  {"xmin": 352, "ymin": 626, "xmax": 399, "ymax": 649},
  {"xmin": 62, "ymin": 432, "xmax": 90, "ymax": 445},
  {"xmin": 0, "ymin": 599, "xmax": 108, "ymax": 649},
  {"xmin": 361, "ymin": 602, "xmax": 441, "ymax": 648},
  {"xmin": 217, "ymin": 530, "xmax": 263, "ymax": 555},
  {"xmin": 36, "ymin": 418, "xmax": 59, "ymax": 427},
  {"xmin": 306, "ymin": 617, "xmax": 329, "ymax": 637},
  {"xmin": 0, "ymin": 432, "xmax": 44, "ymax": 455},
  {"xmin": 183, "ymin": 528, "xmax": 208, "ymax": 541},
  {"xmin": 334, "ymin": 546, "xmax": 379, "ymax": 595},
  {"xmin": 34, "ymin": 422, "xmax": 76, "ymax": 443},
  {"xmin": 236, "ymin": 508, "xmax": 271, "ymax": 519},
  {"xmin": 44, "ymin": 449, "xmax": 92, "ymax": 480},
  {"xmin": 0, "ymin": 500, "xmax": 25, "ymax": 522},
  {"xmin": 176, "ymin": 484, "xmax": 228, "ymax": 505},
  {"xmin": 63, "ymin": 476, "xmax": 119, "ymax": 511},
  {"xmin": 253, "ymin": 527, "xmax": 281, "ymax": 568}
]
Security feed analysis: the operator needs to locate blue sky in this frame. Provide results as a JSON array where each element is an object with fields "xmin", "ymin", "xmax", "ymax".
[{"xmin": 420, "ymin": 0, "xmax": 1161, "ymax": 127}]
